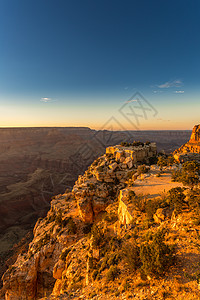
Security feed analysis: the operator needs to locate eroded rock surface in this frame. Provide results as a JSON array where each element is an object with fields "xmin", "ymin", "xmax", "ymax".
[
  {"xmin": 1, "ymin": 142, "xmax": 157, "ymax": 299},
  {"xmin": 174, "ymin": 124, "xmax": 200, "ymax": 162}
]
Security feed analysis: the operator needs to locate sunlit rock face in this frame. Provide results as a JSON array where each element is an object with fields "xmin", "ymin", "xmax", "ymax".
[
  {"xmin": 174, "ymin": 124, "xmax": 200, "ymax": 162},
  {"xmin": 1, "ymin": 142, "xmax": 157, "ymax": 299},
  {"xmin": 190, "ymin": 125, "xmax": 200, "ymax": 143}
]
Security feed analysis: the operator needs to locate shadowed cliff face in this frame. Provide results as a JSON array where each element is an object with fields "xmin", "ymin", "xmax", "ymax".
[{"xmin": 0, "ymin": 127, "xmax": 191, "ymax": 285}]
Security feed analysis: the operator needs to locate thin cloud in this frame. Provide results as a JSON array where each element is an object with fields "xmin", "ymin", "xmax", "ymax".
[
  {"xmin": 157, "ymin": 118, "xmax": 171, "ymax": 122},
  {"xmin": 158, "ymin": 79, "xmax": 183, "ymax": 89},
  {"xmin": 153, "ymin": 90, "xmax": 162, "ymax": 94},
  {"xmin": 175, "ymin": 90, "xmax": 184, "ymax": 94},
  {"xmin": 125, "ymin": 99, "xmax": 138, "ymax": 103},
  {"xmin": 40, "ymin": 97, "xmax": 57, "ymax": 103}
]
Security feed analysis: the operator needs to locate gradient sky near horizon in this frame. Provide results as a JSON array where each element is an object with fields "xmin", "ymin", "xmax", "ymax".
[{"xmin": 0, "ymin": 0, "xmax": 200, "ymax": 130}]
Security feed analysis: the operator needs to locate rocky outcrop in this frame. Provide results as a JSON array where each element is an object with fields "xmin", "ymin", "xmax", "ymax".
[
  {"xmin": 1, "ymin": 192, "xmax": 80, "ymax": 299},
  {"xmin": 73, "ymin": 142, "xmax": 156, "ymax": 223},
  {"xmin": 174, "ymin": 124, "xmax": 200, "ymax": 162},
  {"xmin": 0, "ymin": 126, "xmax": 190, "ymax": 280},
  {"xmin": 118, "ymin": 190, "xmax": 134, "ymax": 225},
  {"xmin": 1, "ymin": 142, "xmax": 157, "ymax": 299}
]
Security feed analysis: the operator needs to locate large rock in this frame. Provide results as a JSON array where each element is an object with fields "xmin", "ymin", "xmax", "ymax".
[{"xmin": 174, "ymin": 124, "xmax": 200, "ymax": 162}]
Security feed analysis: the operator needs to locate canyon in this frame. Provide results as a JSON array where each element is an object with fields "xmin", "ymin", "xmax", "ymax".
[
  {"xmin": 0, "ymin": 127, "xmax": 191, "ymax": 288},
  {"xmin": 1, "ymin": 127, "xmax": 200, "ymax": 299}
]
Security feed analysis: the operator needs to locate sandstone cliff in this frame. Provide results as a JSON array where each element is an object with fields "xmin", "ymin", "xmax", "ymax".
[
  {"xmin": 2, "ymin": 140, "xmax": 200, "ymax": 300},
  {"xmin": 0, "ymin": 126, "xmax": 190, "ymax": 281},
  {"xmin": 1, "ymin": 142, "xmax": 157, "ymax": 299},
  {"xmin": 174, "ymin": 124, "xmax": 200, "ymax": 162}
]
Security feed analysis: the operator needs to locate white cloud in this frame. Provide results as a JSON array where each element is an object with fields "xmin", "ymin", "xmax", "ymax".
[
  {"xmin": 175, "ymin": 90, "xmax": 184, "ymax": 94},
  {"xmin": 153, "ymin": 90, "xmax": 162, "ymax": 94},
  {"xmin": 40, "ymin": 97, "xmax": 52, "ymax": 103},
  {"xmin": 125, "ymin": 99, "xmax": 138, "ymax": 103},
  {"xmin": 158, "ymin": 79, "xmax": 183, "ymax": 89},
  {"xmin": 40, "ymin": 97, "xmax": 57, "ymax": 103}
]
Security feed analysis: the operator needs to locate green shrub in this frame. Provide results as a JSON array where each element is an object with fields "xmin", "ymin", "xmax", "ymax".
[
  {"xmin": 157, "ymin": 156, "xmax": 168, "ymax": 170},
  {"xmin": 167, "ymin": 156, "xmax": 175, "ymax": 166},
  {"xmin": 122, "ymin": 241, "xmax": 140, "ymax": 271},
  {"xmin": 137, "ymin": 164, "xmax": 148, "ymax": 175},
  {"xmin": 91, "ymin": 225, "xmax": 104, "ymax": 248},
  {"xmin": 167, "ymin": 187, "xmax": 186, "ymax": 213},
  {"xmin": 128, "ymin": 193, "xmax": 147, "ymax": 212},
  {"xmin": 145, "ymin": 198, "xmax": 165, "ymax": 221},
  {"xmin": 149, "ymin": 155, "xmax": 158, "ymax": 165},
  {"xmin": 132, "ymin": 141, "xmax": 144, "ymax": 147},
  {"xmin": 140, "ymin": 229, "xmax": 174, "ymax": 277},
  {"xmin": 187, "ymin": 189, "xmax": 200, "ymax": 209},
  {"xmin": 172, "ymin": 161, "xmax": 199, "ymax": 188}
]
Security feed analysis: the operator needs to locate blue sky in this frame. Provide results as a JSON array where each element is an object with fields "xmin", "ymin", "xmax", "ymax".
[{"xmin": 0, "ymin": 0, "xmax": 199, "ymax": 129}]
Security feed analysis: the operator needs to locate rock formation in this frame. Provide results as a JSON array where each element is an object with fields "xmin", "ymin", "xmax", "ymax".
[
  {"xmin": 174, "ymin": 124, "xmax": 200, "ymax": 162},
  {"xmin": 1, "ymin": 142, "xmax": 157, "ymax": 299},
  {"xmin": 0, "ymin": 127, "xmax": 192, "ymax": 294},
  {"xmin": 2, "ymin": 139, "xmax": 200, "ymax": 299}
]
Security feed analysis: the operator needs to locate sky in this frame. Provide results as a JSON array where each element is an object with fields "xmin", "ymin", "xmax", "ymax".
[{"xmin": 0, "ymin": 0, "xmax": 199, "ymax": 130}]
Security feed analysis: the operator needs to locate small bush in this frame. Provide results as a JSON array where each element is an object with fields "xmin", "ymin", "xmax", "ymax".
[
  {"xmin": 106, "ymin": 265, "xmax": 118, "ymax": 281},
  {"xmin": 122, "ymin": 241, "xmax": 140, "ymax": 271},
  {"xmin": 104, "ymin": 212, "xmax": 118, "ymax": 223},
  {"xmin": 145, "ymin": 198, "xmax": 165, "ymax": 221},
  {"xmin": 167, "ymin": 187, "xmax": 186, "ymax": 213},
  {"xmin": 97, "ymin": 166, "xmax": 104, "ymax": 172},
  {"xmin": 91, "ymin": 225, "xmax": 104, "ymax": 248},
  {"xmin": 132, "ymin": 141, "xmax": 144, "ymax": 147},
  {"xmin": 107, "ymin": 253, "xmax": 120, "ymax": 266},
  {"xmin": 140, "ymin": 229, "xmax": 174, "ymax": 277},
  {"xmin": 128, "ymin": 193, "xmax": 147, "ymax": 212},
  {"xmin": 82, "ymin": 223, "xmax": 92, "ymax": 234},
  {"xmin": 137, "ymin": 164, "xmax": 149, "ymax": 175},
  {"xmin": 149, "ymin": 155, "xmax": 158, "ymax": 165},
  {"xmin": 172, "ymin": 161, "xmax": 200, "ymax": 188},
  {"xmin": 157, "ymin": 156, "xmax": 168, "ymax": 170},
  {"xmin": 187, "ymin": 189, "xmax": 200, "ymax": 209}
]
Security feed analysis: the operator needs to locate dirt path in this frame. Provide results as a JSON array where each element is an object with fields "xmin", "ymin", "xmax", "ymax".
[{"xmin": 133, "ymin": 169, "xmax": 183, "ymax": 198}]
